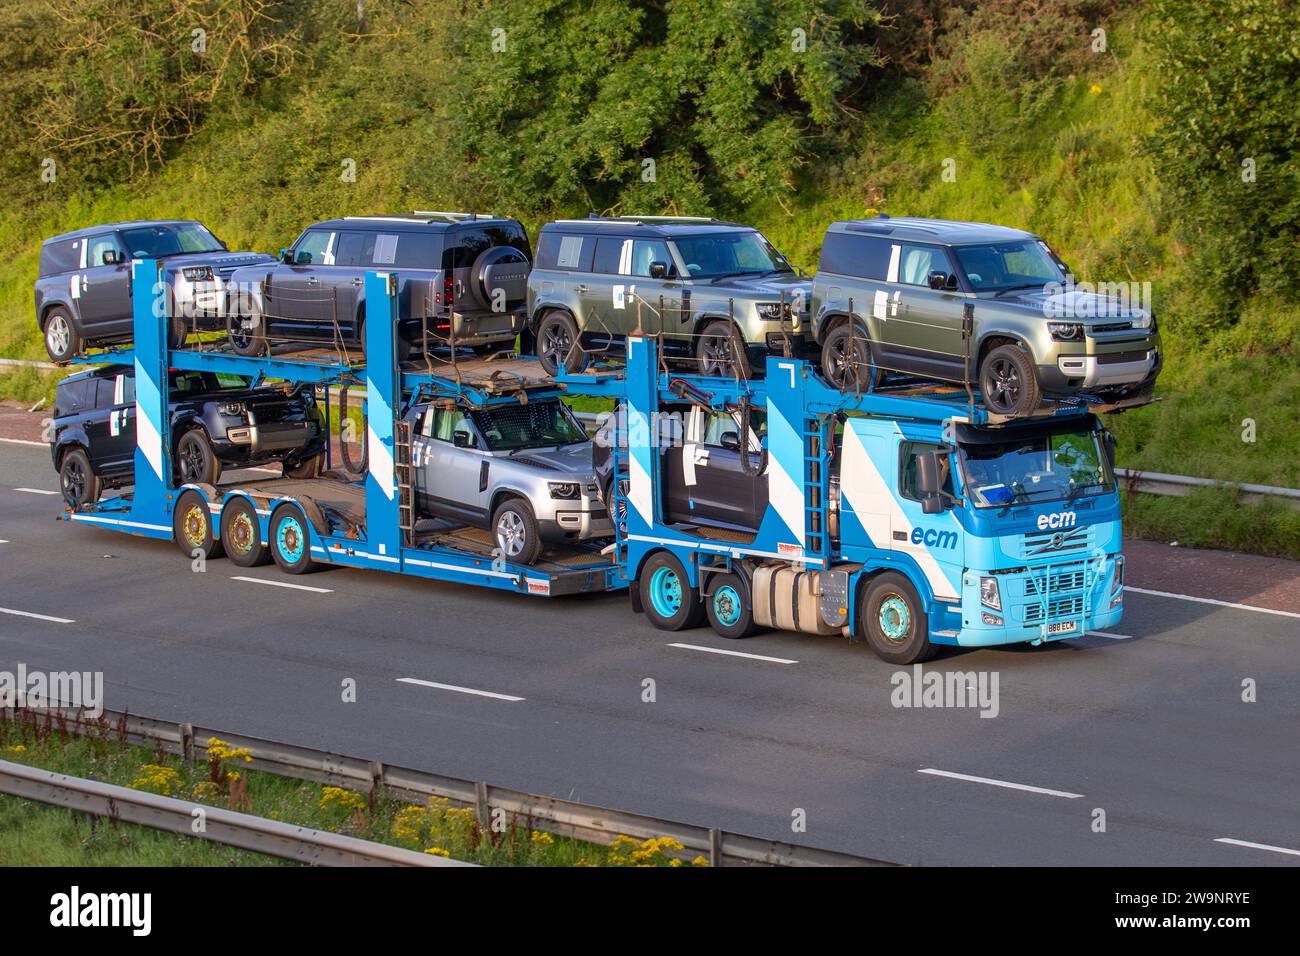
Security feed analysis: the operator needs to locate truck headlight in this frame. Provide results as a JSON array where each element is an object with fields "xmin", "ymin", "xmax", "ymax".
[
  {"xmin": 1109, "ymin": 555, "xmax": 1124, "ymax": 607},
  {"xmin": 182, "ymin": 266, "xmax": 214, "ymax": 282},
  {"xmin": 1048, "ymin": 322, "xmax": 1083, "ymax": 341},
  {"xmin": 548, "ymin": 482, "xmax": 580, "ymax": 499},
  {"xmin": 980, "ymin": 576, "xmax": 1001, "ymax": 611}
]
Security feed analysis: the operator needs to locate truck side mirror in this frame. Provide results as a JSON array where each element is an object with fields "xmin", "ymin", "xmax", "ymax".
[
  {"xmin": 1100, "ymin": 428, "xmax": 1117, "ymax": 470},
  {"xmin": 649, "ymin": 261, "xmax": 669, "ymax": 279},
  {"xmin": 916, "ymin": 449, "xmax": 950, "ymax": 513}
]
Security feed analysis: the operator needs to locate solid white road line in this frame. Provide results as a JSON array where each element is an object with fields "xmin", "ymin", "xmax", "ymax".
[
  {"xmin": 667, "ymin": 642, "xmax": 798, "ymax": 664},
  {"xmin": 230, "ymin": 575, "xmax": 333, "ymax": 594},
  {"xmin": 396, "ymin": 677, "xmax": 525, "ymax": 702},
  {"xmin": 1214, "ymin": 837, "xmax": 1300, "ymax": 858},
  {"xmin": 918, "ymin": 768, "xmax": 1084, "ymax": 799},
  {"xmin": 0, "ymin": 437, "xmax": 47, "ymax": 447},
  {"xmin": 1127, "ymin": 585, "xmax": 1300, "ymax": 620},
  {"xmin": 0, "ymin": 606, "xmax": 74, "ymax": 624},
  {"xmin": 13, "ymin": 487, "xmax": 58, "ymax": 495},
  {"xmin": 1089, "ymin": 630, "xmax": 1135, "ymax": 640}
]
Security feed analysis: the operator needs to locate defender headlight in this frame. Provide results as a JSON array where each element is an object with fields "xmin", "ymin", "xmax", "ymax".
[
  {"xmin": 182, "ymin": 266, "xmax": 214, "ymax": 282},
  {"xmin": 220, "ymin": 401, "xmax": 246, "ymax": 417},
  {"xmin": 548, "ymin": 482, "xmax": 580, "ymax": 499},
  {"xmin": 1048, "ymin": 322, "xmax": 1083, "ymax": 341},
  {"xmin": 980, "ymin": 576, "xmax": 1001, "ymax": 611},
  {"xmin": 756, "ymin": 302, "xmax": 788, "ymax": 321}
]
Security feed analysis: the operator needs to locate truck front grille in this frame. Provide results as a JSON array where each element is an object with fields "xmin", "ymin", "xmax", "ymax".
[{"xmin": 1024, "ymin": 596, "xmax": 1084, "ymax": 623}]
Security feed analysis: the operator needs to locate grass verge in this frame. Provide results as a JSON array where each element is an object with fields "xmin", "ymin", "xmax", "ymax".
[
  {"xmin": 0, "ymin": 710, "xmax": 707, "ymax": 868},
  {"xmin": 1122, "ymin": 487, "xmax": 1300, "ymax": 560}
]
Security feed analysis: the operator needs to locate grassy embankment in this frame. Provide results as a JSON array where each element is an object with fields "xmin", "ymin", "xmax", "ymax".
[{"xmin": 0, "ymin": 710, "xmax": 703, "ymax": 867}]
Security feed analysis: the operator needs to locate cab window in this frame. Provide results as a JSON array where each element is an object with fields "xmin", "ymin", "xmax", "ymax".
[{"xmin": 900, "ymin": 441, "xmax": 954, "ymax": 501}]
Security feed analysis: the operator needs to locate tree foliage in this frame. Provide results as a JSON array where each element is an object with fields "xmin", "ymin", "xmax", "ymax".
[
  {"xmin": 1145, "ymin": 0, "xmax": 1300, "ymax": 307},
  {"xmin": 439, "ymin": 0, "xmax": 881, "ymax": 218},
  {"xmin": 33, "ymin": 0, "xmax": 300, "ymax": 182}
]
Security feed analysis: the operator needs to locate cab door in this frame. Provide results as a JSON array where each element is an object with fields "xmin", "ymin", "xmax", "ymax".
[
  {"xmin": 101, "ymin": 371, "xmax": 137, "ymax": 471},
  {"xmin": 675, "ymin": 406, "xmax": 766, "ymax": 529},
  {"xmin": 880, "ymin": 241, "xmax": 968, "ymax": 380},
  {"xmin": 77, "ymin": 233, "xmax": 132, "ymax": 338},
  {"xmin": 414, "ymin": 406, "xmax": 489, "ymax": 522}
]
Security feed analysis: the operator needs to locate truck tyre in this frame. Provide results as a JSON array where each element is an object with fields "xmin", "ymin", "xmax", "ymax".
[
  {"xmin": 221, "ymin": 496, "xmax": 271, "ymax": 567},
  {"xmin": 228, "ymin": 312, "xmax": 267, "ymax": 356},
  {"xmin": 43, "ymin": 307, "xmax": 81, "ymax": 363},
  {"xmin": 270, "ymin": 505, "xmax": 319, "ymax": 574},
  {"xmin": 283, "ymin": 451, "xmax": 325, "ymax": 480},
  {"xmin": 821, "ymin": 322, "xmax": 872, "ymax": 391},
  {"xmin": 639, "ymin": 551, "xmax": 706, "ymax": 631},
  {"xmin": 705, "ymin": 570, "xmax": 757, "ymax": 639},
  {"xmin": 860, "ymin": 572, "xmax": 935, "ymax": 664},
  {"xmin": 696, "ymin": 320, "xmax": 743, "ymax": 376},
  {"xmin": 492, "ymin": 497, "xmax": 542, "ymax": 566},
  {"xmin": 535, "ymin": 311, "xmax": 583, "ymax": 376},
  {"xmin": 177, "ymin": 428, "xmax": 222, "ymax": 485},
  {"xmin": 174, "ymin": 490, "xmax": 224, "ymax": 562},
  {"xmin": 979, "ymin": 343, "xmax": 1041, "ymax": 417},
  {"xmin": 59, "ymin": 447, "xmax": 101, "ymax": 509}
]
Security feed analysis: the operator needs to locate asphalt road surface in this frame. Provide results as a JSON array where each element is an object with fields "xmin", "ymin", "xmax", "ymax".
[{"xmin": 2, "ymin": 439, "xmax": 1298, "ymax": 866}]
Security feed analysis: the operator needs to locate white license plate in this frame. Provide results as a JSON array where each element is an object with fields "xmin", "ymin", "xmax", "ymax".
[{"xmin": 1047, "ymin": 621, "xmax": 1077, "ymax": 635}]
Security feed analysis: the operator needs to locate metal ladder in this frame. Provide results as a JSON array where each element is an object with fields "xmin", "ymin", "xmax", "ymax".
[
  {"xmin": 394, "ymin": 418, "xmax": 415, "ymax": 546},
  {"xmin": 802, "ymin": 416, "xmax": 832, "ymax": 560}
]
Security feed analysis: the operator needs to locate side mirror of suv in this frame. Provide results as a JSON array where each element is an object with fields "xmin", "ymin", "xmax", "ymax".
[
  {"xmin": 928, "ymin": 271, "xmax": 957, "ymax": 291},
  {"xmin": 649, "ymin": 261, "xmax": 669, "ymax": 279},
  {"xmin": 102, "ymin": 250, "xmax": 124, "ymax": 266},
  {"xmin": 295, "ymin": 251, "xmax": 313, "ymax": 266},
  {"xmin": 453, "ymin": 430, "xmax": 473, "ymax": 449},
  {"xmin": 719, "ymin": 431, "xmax": 740, "ymax": 452},
  {"xmin": 280, "ymin": 248, "xmax": 294, "ymax": 264}
]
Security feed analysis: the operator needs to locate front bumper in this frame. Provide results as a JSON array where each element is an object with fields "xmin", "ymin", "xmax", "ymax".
[
  {"xmin": 945, "ymin": 555, "xmax": 1124, "ymax": 647},
  {"xmin": 1054, "ymin": 349, "xmax": 1159, "ymax": 388},
  {"xmin": 536, "ymin": 489, "xmax": 613, "ymax": 542},
  {"xmin": 224, "ymin": 418, "xmax": 323, "ymax": 455}
]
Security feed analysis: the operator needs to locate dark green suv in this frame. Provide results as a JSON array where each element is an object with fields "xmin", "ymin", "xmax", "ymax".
[{"xmin": 810, "ymin": 216, "xmax": 1162, "ymax": 416}]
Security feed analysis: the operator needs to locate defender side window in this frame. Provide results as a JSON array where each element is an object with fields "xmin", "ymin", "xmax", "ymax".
[
  {"xmin": 630, "ymin": 240, "xmax": 674, "ymax": 278},
  {"xmin": 293, "ymin": 230, "xmax": 333, "ymax": 265},
  {"xmin": 895, "ymin": 244, "xmax": 944, "ymax": 286},
  {"xmin": 335, "ymin": 231, "xmax": 378, "ymax": 267},
  {"xmin": 86, "ymin": 234, "xmax": 122, "ymax": 268},
  {"xmin": 592, "ymin": 237, "xmax": 628, "ymax": 275},
  {"xmin": 433, "ymin": 408, "xmax": 476, "ymax": 446}
]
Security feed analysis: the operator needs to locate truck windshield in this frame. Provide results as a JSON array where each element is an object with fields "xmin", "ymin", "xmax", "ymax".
[
  {"xmin": 958, "ymin": 429, "xmax": 1112, "ymax": 508},
  {"xmin": 953, "ymin": 240, "xmax": 1064, "ymax": 292},
  {"xmin": 120, "ymin": 223, "xmax": 224, "ymax": 258},
  {"xmin": 672, "ymin": 231, "xmax": 792, "ymax": 279},
  {"xmin": 471, "ymin": 402, "xmax": 588, "ymax": 451}
]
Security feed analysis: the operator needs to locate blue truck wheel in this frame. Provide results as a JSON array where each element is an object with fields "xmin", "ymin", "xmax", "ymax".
[
  {"xmin": 860, "ymin": 572, "xmax": 934, "ymax": 664},
  {"xmin": 270, "ymin": 505, "xmax": 318, "ymax": 574},
  {"xmin": 705, "ymin": 571, "xmax": 757, "ymax": 639},
  {"xmin": 638, "ymin": 552, "xmax": 705, "ymax": 631}
]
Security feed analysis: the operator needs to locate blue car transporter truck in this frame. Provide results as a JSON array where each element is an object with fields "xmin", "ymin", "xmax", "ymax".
[{"xmin": 62, "ymin": 261, "xmax": 1126, "ymax": 664}]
